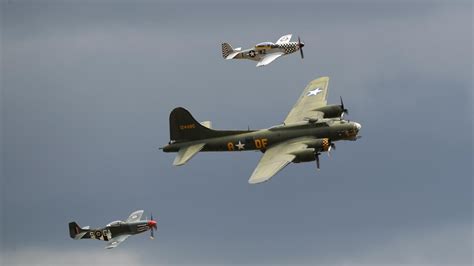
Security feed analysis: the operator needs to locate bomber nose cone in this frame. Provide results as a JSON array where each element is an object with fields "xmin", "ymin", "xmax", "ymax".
[{"xmin": 354, "ymin": 122, "xmax": 361, "ymax": 130}]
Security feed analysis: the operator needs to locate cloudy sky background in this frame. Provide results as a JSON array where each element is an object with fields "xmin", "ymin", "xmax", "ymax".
[{"xmin": 1, "ymin": 1, "xmax": 472, "ymax": 265}]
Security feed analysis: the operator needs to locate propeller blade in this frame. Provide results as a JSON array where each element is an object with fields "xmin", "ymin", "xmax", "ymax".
[
  {"xmin": 298, "ymin": 36, "xmax": 304, "ymax": 59},
  {"xmin": 328, "ymin": 143, "xmax": 336, "ymax": 158},
  {"xmin": 315, "ymin": 152, "xmax": 320, "ymax": 170},
  {"xmin": 149, "ymin": 213, "xmax": 157, "ymax": 239},
  {"xmin": 340, "ymin": 96, "xmax": 348, "ymax": 117}
]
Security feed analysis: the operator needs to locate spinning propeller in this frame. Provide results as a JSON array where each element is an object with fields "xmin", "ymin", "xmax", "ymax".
[
  {"xmin": 297, "ymin": 36, "xmax": 305, "ymax": 59},
  {"xmin": 315, "ymin": 152, "xmax": 321, "ymax": 170},
  {"xmin": 328, "ymin": 143, "xmax": 336, "ymax": 157},
  {"xmin": 340, "ymin": 96, "xmax": 349, "ymax": 118},
  {"xmin": 315, "ymin": 143, "xmax": 337, "ymax": 170},
  {"xmin": 147, "ymin": 213, "xmax": 157, "ymax": 239}
]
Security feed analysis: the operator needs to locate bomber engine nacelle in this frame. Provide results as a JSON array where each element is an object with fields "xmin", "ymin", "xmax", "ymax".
[
  {"xmin": 291, "ymin": 138, "xmax": 332, "ymax": 163},
  {"xmin": 315, "ymin": 105, "xmax": 344, "ymax": 118},
  {"xmin": 292, "ymin": 148, "xmax": 316, "ymax": 163},
  {"xmin": 314, "ymin": 97, "xmax": 349, "ymax": 118},
  {"xmin": 291, "ymin": 138, "xmax": 333, "ymax": 170}
]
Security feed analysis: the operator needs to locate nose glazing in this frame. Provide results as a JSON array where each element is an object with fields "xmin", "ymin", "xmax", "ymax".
[{"xmin": 354, "ymin": 122, "xmax": 361, "ymax": 130}]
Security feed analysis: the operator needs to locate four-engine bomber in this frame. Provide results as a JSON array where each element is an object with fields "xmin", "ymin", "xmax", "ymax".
[{"xmin": 162, "ymin": 77, "xmax": 361, "ymax": 184}]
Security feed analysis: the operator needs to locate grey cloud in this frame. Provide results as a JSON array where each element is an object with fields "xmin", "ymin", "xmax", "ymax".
[{"xmin": 1, "ymin": 1, "xmax": 472, "ymax": 265}]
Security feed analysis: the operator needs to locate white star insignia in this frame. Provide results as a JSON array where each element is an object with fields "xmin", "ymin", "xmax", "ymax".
[
  {"xmin": 307, "ymin": 88, "xmax": 322, "ymax": 96},
  {"xmin": 235, "ymin": 141, "xmax": 245, "ymax": 150}
]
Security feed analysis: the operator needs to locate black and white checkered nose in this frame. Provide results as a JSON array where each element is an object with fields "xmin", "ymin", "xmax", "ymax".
[{"xmin": 280, "ymin": 42, "xmax": 299, "ymax": 54}]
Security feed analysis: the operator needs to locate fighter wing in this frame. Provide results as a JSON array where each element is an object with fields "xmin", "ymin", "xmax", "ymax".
[
  {"xmin": 249, "ymin": 138, "xmax": 313, "ymax": 184},
  {"xmin": 284, "ymin": 77, "xmax": 329, "ymax": 124},
  {"xmin": 275, "ymin": 34, "xmax": 292, "ymax": 44},
  {"xmin": 126, "ymin": 210, "xmax": 144, "ymax": 223},
  {"xmin": 256, "ymin": 52, "xmax": 284, "ymax": 67},
  {"xmin": 105, "ymin": 234, "xmax": 130, "ymax": 249}
]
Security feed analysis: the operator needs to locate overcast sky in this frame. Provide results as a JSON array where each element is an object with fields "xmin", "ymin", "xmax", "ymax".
[{"xmin": 1, "ymin": 1, "xmax": 472, "ymax": 265}]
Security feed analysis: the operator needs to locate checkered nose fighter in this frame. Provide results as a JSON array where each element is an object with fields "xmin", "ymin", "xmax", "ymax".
[
  {"xmin": 161, "ymin": 77, "xmax": 362, "ymax": 184},
  {"xmin": 221, "ymin": 34, "xmax": 304, "ymax": 67},
  {"xmin": 68, "ymin": 210, "xmax": 158, "ymax": 249}
]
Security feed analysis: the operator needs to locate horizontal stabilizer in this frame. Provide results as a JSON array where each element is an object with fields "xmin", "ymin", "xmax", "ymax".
[
  {"xmin": 173, "ymin": 143, "xmax": 205, "ymax": 166},
  {"xmin": 225, "ymin": 52, "xmax": 240, "ymax": 60},
  {"xmin": 200, "ymin": 121, "xmax": 212, "ymax": 129}
]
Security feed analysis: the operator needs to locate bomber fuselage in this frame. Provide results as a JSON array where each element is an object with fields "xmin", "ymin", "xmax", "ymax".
[{"xmin": 162, "ymin": 119, "xmax": 360, "ymax": 153}]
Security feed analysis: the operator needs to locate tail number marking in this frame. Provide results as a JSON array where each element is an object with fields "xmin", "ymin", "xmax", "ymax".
[{"xmin": 179, "ymin": 124, "xmax": 196, "ymax": 130}]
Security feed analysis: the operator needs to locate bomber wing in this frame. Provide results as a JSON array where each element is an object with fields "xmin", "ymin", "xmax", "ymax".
[
  {"xmin": 249, "ymin": 137, "xmax": 315, "ymax": 184},
  {"xmin": 256, "ymin": 52, "xmax": 284, "ymax": 67},
  {"xmin": 105, "ymin": 235, "xmax": 130, "ymax": 249},
  {"xmin": 284, "ymin": 77, "xmax": 329, "ymax": 124},
  {"xmin": 126, "ymin": 210, "xmax": 144, "ymax": 223},
  {"xmin": 275, "ymin": 34, "xmax": 292, "ymax": 44}
]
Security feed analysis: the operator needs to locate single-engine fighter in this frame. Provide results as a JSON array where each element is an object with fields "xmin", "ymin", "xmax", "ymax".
[
  {"xmin": 68, "ymin": 210, "xmax": 158, "ymax": 249},
  {"xmin": 221, "ymin": 34, "xmax": 304, "ymax": 67},
  {"xmin": 161, "ymin": 77, "xmax": 362, "ymax": 184}
]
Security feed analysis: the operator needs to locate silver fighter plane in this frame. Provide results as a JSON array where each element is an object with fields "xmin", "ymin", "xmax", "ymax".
[{"xmin": 221, "ymin": 34, "xmax": 304, "ymax": 67}]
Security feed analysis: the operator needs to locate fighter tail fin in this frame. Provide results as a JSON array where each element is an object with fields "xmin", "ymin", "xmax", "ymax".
[
  {"xmin": 221, "ymin": 43, "xmax": 234, "ymax": 58},
  {"xmin": 69, "ymin": 222, "xmax": 84, "ymax": 239}
]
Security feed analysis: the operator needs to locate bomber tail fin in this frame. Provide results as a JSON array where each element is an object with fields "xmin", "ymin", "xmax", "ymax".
[
  {"xmin": 168, "ymin": 107, "xmax": 250, "ymax": 143},
  {"xmin": 169, "ymin": 107, "xmax": 217, "ymax": 142}
]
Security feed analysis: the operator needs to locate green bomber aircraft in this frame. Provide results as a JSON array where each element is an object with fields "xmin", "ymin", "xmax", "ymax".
[{"xmin": 161, "ymin": 77, "xmax": 361, "ymax": 184}]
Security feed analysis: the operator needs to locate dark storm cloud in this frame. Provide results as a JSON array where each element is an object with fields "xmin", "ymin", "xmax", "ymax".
[{"xmin": 1, "ymin": 1, "xmax": 472, "ymax": 265}]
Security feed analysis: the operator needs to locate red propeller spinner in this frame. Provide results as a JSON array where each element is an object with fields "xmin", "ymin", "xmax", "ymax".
[{"xmin": 148, "ymin": 214, "xmax": 157, "ymax": 239}]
